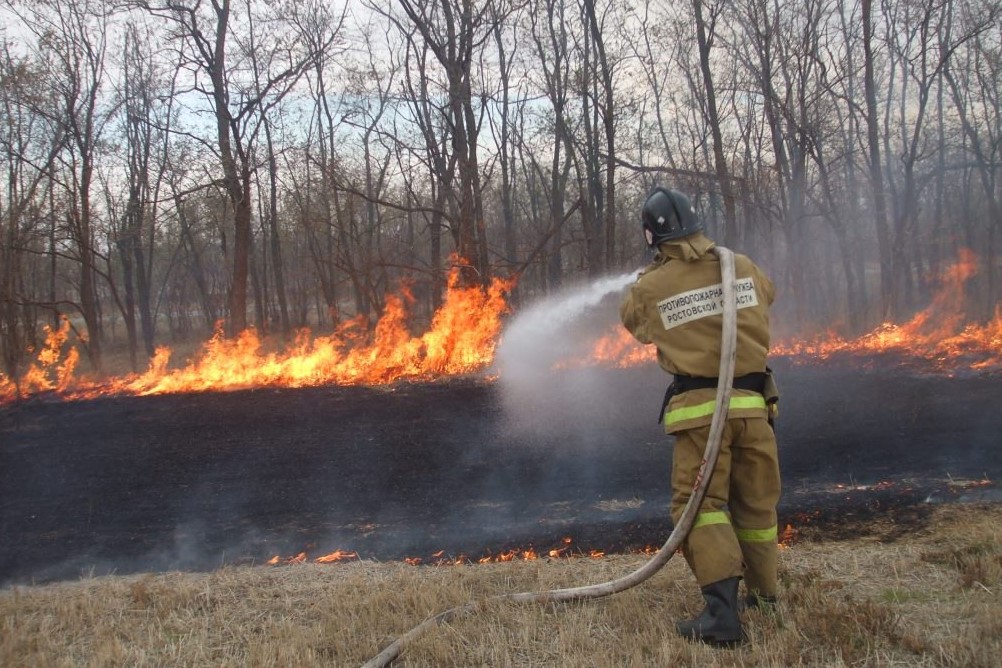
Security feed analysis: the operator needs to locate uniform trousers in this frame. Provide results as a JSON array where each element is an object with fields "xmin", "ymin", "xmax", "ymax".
[{"xmin": 670, "ymin": 417, "xmax": 781, "ymax": 596}]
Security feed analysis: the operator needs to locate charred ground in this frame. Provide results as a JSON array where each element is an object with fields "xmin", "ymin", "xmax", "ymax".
[{"xmin": 1, "ymin": 358, "xmax": 999, "ymax": 586}]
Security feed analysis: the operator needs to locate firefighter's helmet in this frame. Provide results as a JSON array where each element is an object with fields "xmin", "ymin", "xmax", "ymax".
[{"xmin": 641, "ymin": 187, "xmax": 703, "ymax": 247}]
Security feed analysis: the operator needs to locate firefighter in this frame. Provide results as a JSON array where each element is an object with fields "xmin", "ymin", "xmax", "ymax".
[{"xmin": 620, "ymin": 186, "xmax": 781, "ymax": 646}]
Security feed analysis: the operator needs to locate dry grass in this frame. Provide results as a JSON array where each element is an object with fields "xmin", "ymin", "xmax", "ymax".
[{"xmin": 3, "ymin": 503, "xmax": 1000, "ymax": 667}]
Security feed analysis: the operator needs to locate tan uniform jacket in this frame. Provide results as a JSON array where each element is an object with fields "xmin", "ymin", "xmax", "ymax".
[{"xmin": 620, "ymin": 233, "xmax": 775, "ymax": 433}]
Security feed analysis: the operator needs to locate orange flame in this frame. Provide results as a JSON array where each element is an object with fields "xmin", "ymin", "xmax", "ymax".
[
  {"xmin": 774, "ymin": 250, "xmax": 1001, "ymax": 371},
  {"xmin": 314, "ymin": 549, "xmax": 359, "ymax": 564},
  {"xmin": 548, "ymin": 536, "xmax": 574, "ymax": 558},
  {"xmin": 569, "ymin": 327, "xmax": 653, "ymax": 369},
  {"xmin": 3, "ymin": 250, "xmax": 994, "ymax": 405},
  {"xmin": 478, "ymin": 548, "xmax": 539, "ymax": 563},
  {"xmin": 0, "ymin": 317, "xmax": 81, "ymax": 398},
  {"xmin": 265, "ymin": 538, "xmax": 684, "ymax": 569},
  {"xmin": 0, "ymin": 267, "xmax": 513, "ymax": 403},
  {"xmin": 267, "ymin": 549, "xmax": 360, "ymax": 566},
  {"xmin": 552, "ymin": 326, "xmax": 653, "ymax": 371},
  {"xmin": 579, "ymin": 249, "xmax": 1000, "ymax": 373},
  {"xmin": 779, "ymin": 524, "xmax": 798, "ymax": 549}
]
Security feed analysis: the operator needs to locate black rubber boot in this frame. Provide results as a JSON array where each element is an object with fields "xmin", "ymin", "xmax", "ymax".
[{"xmin": 675, "ymin": 577, "xmax": 743, "ymax": 646}]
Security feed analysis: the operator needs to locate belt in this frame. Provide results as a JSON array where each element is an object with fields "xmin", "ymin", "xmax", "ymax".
[
  {"xmin": 672, "ymin": 372, "xmax": 768, "ymax": 394},
  {"xmin": 657, "ymin": 372, "xmax": 768, "ymax": 424}
]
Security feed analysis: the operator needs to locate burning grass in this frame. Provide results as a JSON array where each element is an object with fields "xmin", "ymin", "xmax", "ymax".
[
  {"xmin": 572, "ymin": 249, "xmax": 1002, "ymax": 375},
  {"xmin": 4, "ymin": 249, "xmax": 1000, "ymax": 407},
  {"xmin": 0, "ymin": 267, "xmax": 513, "ymax": 404},
  {"xmin": 2, "ymin": 503, "xmax": 1000, "ymax": 667}
]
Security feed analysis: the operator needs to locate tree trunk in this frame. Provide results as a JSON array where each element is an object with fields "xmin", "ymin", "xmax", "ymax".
[
  {"xmin": 264, "ymin": 120, "xmax": 290, "ymax": 336},
  {"xmin": 693, "ymin": 0, "xmax": 736, "ymax": 246},
  {"xmin": 861, "ymin": 0, "xmax": 893, "ymax": 320}
]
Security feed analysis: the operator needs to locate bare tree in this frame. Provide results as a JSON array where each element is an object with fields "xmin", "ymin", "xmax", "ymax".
[
  {"xmin": 135, "ymin": 0, "xmax": 334, "ymax": 334},
  {"xmin": 0, "ymin": 42, "xmax": 66, "ymax": 385},
  {"xmin": 9, "ymin": 0, "xmax": 118, "ymax": 370},
  {"xmin": 861, "ymin": 0, "xmax": 894, "ymax": 318},
  {"xmin": 692, "ymin": 0, "xmax": 738, "ymax": 245},
  {"xmin": 290, "ymin": 0, "xmax": 349, "ymax": 327},
  {"xmin": 580, "ymin": 0, "xmax": 617, "ymax": 272},
  {"xmin": 396, "ymin": 24, "xmax": 455, "ymax": 308},
  {"xmin": 871, "ymin": 0, "xmax": 992, "ymax": 317},
  {"xmin": 395, "ymin": 0, "xmax": 506, "ymax": 286},
  {"xmin": 347, "ymin": 26, "xmax": 400, "ymax": 316},
  {"xmin": 941, "ymin": 0, "xmax": 1001, "ymax": 316},
  {"xmin": 730, "ymin": 0, "xmax": 836, "ymax": 326},
  {"xmin": 487, "ymin": 2, "xmax": 523, "ymax": 281},
  {"xmin": 526, "ymin": 0, "xmax": 576, "ymax": 290},
  {"xmin": 113, "ymin": 19, "xmax": 169, "ymax": 366}
]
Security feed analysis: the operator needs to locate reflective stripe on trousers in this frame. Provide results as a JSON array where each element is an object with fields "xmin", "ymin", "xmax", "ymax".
[
  {"xmin": 693, "ymin": 511, "xmax": 777, "ymax": 542},
  {"xmin": 735, "ymin": 525, "xmax": 778, "ymax": 542}
]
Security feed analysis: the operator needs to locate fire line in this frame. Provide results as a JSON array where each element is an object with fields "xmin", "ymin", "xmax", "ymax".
[{"xmin": 2, "ymin": 250, "xmax": 999, "ymax": 405}]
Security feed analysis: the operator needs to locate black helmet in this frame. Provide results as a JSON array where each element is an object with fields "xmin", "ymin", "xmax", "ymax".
[{"xmin": 641, "ymin": 186, "xmax": 703, "ymax": 247}]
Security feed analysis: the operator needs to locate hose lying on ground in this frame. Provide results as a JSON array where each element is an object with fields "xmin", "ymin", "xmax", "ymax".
[{"xmin": 361, "ymin": 247, "xmax": 740, "ymax": 668}]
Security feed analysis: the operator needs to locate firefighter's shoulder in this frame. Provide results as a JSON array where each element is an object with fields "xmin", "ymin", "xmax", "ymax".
[{"xmin": 636, "ymin": 257, "xmax": 670, "ymax": 280}]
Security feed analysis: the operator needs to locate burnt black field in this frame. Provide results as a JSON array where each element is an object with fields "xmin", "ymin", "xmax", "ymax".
[{"xmin": 1, "ymin": 357, "xmax": 999, "ymax": 586}]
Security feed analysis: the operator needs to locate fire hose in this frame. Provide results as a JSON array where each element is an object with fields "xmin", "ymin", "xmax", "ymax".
[{"xmin": 361, "ymin": 247, "xmax": 739, "ymax": 668}]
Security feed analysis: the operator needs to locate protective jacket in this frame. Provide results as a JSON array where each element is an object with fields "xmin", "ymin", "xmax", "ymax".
[{"xmin": 620, "ymin": 232, "xmax": 775, "ymax": 433}]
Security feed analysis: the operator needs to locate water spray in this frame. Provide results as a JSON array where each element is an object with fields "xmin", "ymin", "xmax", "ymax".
[
  {"xmin": 361, "ymin": 248, "xmax": 739, "ymax": 667},
  {"xmin": 493, "ymin": 270, "xmax": 636, "ymax": 387}
]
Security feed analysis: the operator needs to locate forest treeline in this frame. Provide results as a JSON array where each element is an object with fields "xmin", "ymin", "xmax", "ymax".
[{"xmin": 0, "ymin": 0, "xmax": 999, "ymax": 378}]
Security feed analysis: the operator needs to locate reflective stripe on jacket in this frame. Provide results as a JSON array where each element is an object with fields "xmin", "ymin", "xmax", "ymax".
[{"xmin": 664, "ymin": 393, "xmax": 767, "ymax": 430}]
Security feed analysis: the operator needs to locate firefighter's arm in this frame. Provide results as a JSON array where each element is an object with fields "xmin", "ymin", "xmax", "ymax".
[{"xmin": 619, "ymin": 282, "xmax": 652, "ymax": 344}]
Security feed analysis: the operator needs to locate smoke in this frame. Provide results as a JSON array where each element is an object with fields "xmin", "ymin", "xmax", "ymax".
[{"xmin": 493, "ymin": 271, "xmax": 660, "ymax": 442}]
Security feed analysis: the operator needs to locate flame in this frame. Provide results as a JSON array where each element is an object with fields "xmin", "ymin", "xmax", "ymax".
[
  {"xmin": 266, "ymin": 549, "xmax": 358, "ymax": 566},
  {"xmin": 833, "ymin": 480, "xmax": 897, "ymax": 493},
  {"xmin": 264, "ymin": 537, "xmax": 692, "ymax": 569},
  {"xmin": 548, "ymin": 536, "xmax": 574, "ymax": 558},
  {"xmin": 550, "ymin": 326, "xmax": 653, "ymax": 370},
  {"xmin": 774, "ymin": 249, "xmax": 1001, "ymax": 371},
  {"xmin": 779, "ymin": 524, "xmax": 797, "ymax": 549},
  {"xmin": 0, "ymin": 266, "xmax": 513, "ymax": 404},
  {"xmin": 575, "ymin": 249, "xmax": 1000, "ymax": 373},
  {"xmin": 0, "ymin": 317, "xmax": 81, "ymax": 398},
  {"xmin": 273, "ymin": 552, "xmax": 308, "ymax": 565},
  {"xmin": 478, "ymin": 548, "xmax": 539, "ymax": 563},
  {"xmin": 5, "ymin": 250, "xmax": 992, "ymax": 404},
  {"xmin": 315, "ymin": 549, "xmax": 359, "ymax": 564},
  {"xmin": 946, "ymin": 476, "xmax": 994, "ymax": 491},
  {"xmin": 569, "ymin": 327, "xmax": 653, "ymax": 369}
]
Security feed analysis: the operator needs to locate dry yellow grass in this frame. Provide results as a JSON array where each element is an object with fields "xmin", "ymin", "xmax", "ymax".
[{"xmin": 3, "ymin": 503, "xmax": 1000, "ymax": 667}]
